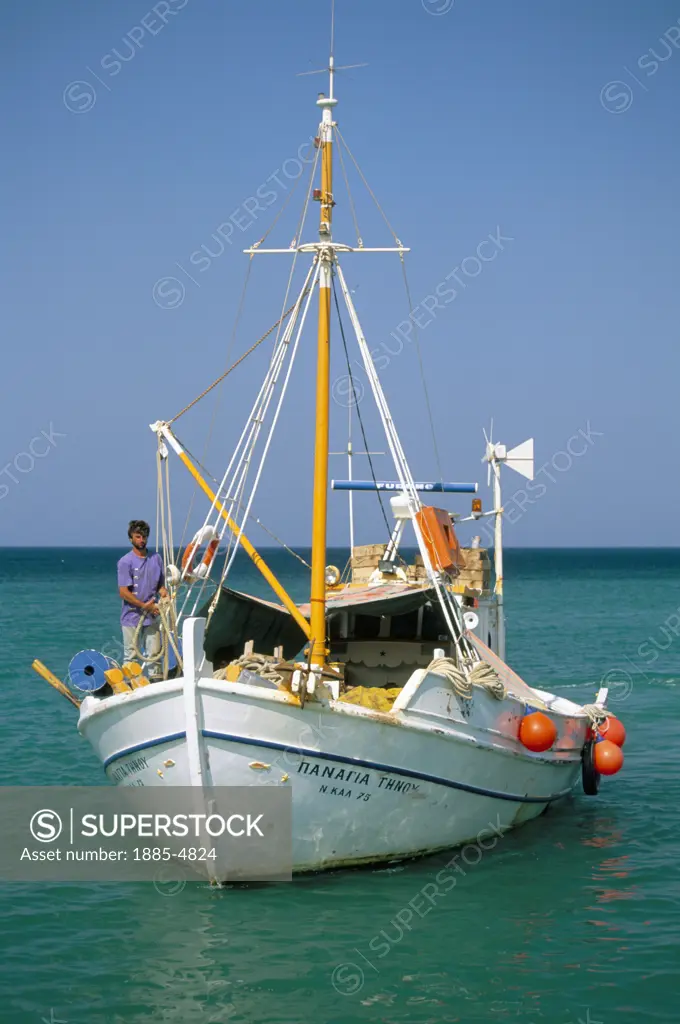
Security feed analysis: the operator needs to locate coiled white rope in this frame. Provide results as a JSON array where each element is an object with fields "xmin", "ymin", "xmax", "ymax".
[
  {"xmin": 132, "ymin": 598, "xmax": 183, "ymax": 673},
  {"xmin": 214, "ymin": 653, "xmax": 284, "ymax": 686},
  {"xmin": 580, "ymin": 703, "xmax": 608, "ymax": 730},
  {"xmin": 469, "ymin": 660, "xmax": 507, "ymax": 700},
  {"xmin": 426, "ymin": 657, "xmax": 472, "ymax": 700},
  {"xmin": 426, "ymin": 657, "xmax": 507, "ymax": 701}
]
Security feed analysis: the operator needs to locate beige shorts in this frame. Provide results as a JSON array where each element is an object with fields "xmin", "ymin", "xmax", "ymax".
[{"xmin": 122, "ymin": 619, "xmax": 162, "ymax": 679}]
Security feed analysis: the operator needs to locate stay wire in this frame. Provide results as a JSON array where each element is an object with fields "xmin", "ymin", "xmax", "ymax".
[
  {"xmin": 174, "ymin": 141, "xmax": 319, "ymax": 556},
  {"xmin": 331, "ymin": 271, "xmax": 394, "ymax": 547},
  {"xmin": 250, "ymin": 153, "xmax": 306, "ymax": 252},
  {"xmin": 175, "ymin": 259, "xmax": 253, "ymax": 558},
  {"xmin": 334, "ymin": 127, "xmax": 401, "ymax": 244},
  {"xmin": 399, "ymin": 258, "xmax": 444, "ymax": 485},
  {"xmin": 335, "ymin": 133, "xmax": 362, "ymax": 248},
  {"xmin": 172, "ymin": 434, "xmax": 311, "ymax": 571},
  {"xmin": 169, "ymin": 290, "xmax": 311, "ymax": 425},
  {"xmin": 335, "ymin": 128, "xmax": 443, "ymax": 485}
]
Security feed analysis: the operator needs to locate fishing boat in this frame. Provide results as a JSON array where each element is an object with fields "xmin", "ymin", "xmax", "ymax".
[{"xmin": 33, "ymin": 20, "xmax": 625, "ymax": 876}]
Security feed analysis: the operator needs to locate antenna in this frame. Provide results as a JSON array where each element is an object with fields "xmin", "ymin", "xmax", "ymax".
[
  {"xmin": 296, "ymin": 2, "xmax": 368, "ymax": 89},
  {"xmin": 296, "ymin": 64, "xmax": 368, "ymax": 75},
  {"xmin": 296, "ymin": 64, "xmax": 369, "ymax": 77}
]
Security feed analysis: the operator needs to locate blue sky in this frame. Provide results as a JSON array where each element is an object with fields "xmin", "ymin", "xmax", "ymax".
[{"xmin": 2, "ymin": 0, "xmax": 678, "ymax": 547}]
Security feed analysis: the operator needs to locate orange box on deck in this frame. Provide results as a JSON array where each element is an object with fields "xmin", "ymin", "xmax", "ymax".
[{"xmin": 415, "ymin": 506, "xmax": 465, "ymax": 575}]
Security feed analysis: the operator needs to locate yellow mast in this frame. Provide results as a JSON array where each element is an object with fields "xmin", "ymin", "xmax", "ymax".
[{"xmin": 309, "ymin": 62, "xmax": 338, "ymax": 667}]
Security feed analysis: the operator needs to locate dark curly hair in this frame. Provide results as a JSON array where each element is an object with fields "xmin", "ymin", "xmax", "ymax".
[{"xmin": 128, "ymin": 520, "xmax": 150, "ymax": 540}]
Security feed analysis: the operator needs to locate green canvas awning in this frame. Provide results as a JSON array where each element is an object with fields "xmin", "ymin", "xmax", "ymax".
[{"xmin": 200, "ymin": 588, "xmax": 307, "ymax": 666}]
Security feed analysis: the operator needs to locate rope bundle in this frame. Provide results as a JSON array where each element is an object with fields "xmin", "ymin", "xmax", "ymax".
[
  {"xmin": 426, "ymin": 657, "xmax": 506, "ymax": 701},
  {"xmin": 132, "ymin": 597, "xmax": 183, "ymax": 673},
  {"xmin": 426, "ymin": 658, "xmax": 472, "ymax": 700},
  {"xmin": 214, "ymin": 652, "xmax": 285, "ymax": 686},
  {"xmin": 469, "ymin": 660, "xmax": 507, "ymax": 700},
  {"xmin": 580, "ymin": 703, "xmax": 608, "ymax": 730}
]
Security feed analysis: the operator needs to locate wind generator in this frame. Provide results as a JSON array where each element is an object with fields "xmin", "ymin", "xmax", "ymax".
[{"xmin": 481, "ymin": 425, "xmax": 534, "ymax": 660}]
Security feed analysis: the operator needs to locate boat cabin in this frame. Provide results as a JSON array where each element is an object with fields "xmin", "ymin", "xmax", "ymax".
[{"xmin": 203, "ymin": 544, "xmax": 500, "ymax": 694}]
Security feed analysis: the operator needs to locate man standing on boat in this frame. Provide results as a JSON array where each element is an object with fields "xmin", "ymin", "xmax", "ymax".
[{"xmin": 117, "ymin": 520, "xmax": 168, "ymax": 680}]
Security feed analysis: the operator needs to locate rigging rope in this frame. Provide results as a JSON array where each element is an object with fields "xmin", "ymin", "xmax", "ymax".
[
  {"xmin": 175, "ymin": 259, "xmax": 254, "ymax": 560},
  {"xmin": 335, "ymin": 133, "xmax": 363, "ymax": 247},
  {"xmin": 291, "ymin": 140, "xmax": 321, "ymax": 249},
  {"xmin": 398, "ymin": 258, "xmax": 444, "ymax": 485},
  {"xmin": 173, "ymin": 142, "xmax": 320, "ymax": 562},
  {"xmin": 334, "ymin": 128, "xmax": 402, "ymax": 245},
  {"xmin": 250, "ymin": 155, "xmax": 305, "ymax": 252},
  {"xmin": 331, "ymin": 271, "xmax": 394, "ymax": 548},
  {"xmin": 173, "ymin": 261, "xmax": 315, "ymax": 619},
  {"xmin": 169, "ymin": 275, "xmax": 315, "ymax": 625},
  {"xmin": 183, "ymin": 145, "xmax": 321, "ymax": 609},
  {"xmin": 335, "ymin": 261, "xmax": 476, "ymax": 666},
  {"xmin": 334, "ymin": 128, "xmax": 443, "ymax": 485},
  {"xmin": 207, "ymin": 266, "xmax": 319, "ymax": 618},
  {"xmin": 169, "ymin": 292, "xmax": 310, "ymax": 425},
  {"xmin": 169, "ymin": 434, "xmax": 309, "ymax": 570},
  {"xmin": 246, "ymin": 515, "xmax": 311, "ymax": 570}
]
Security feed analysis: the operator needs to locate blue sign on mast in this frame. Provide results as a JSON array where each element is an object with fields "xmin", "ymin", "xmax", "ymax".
[{"xmin": 331, "ymin": 480, "xmax": 478, "ymax": 493}]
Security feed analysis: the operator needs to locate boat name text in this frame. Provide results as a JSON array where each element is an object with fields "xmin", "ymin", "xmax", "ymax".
[{"xmin": 296, "ymin": 761, "xmax": 420, "ymax": 794}]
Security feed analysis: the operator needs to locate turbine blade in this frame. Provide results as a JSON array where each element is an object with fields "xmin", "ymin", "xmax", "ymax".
[{"xmin": 505, "ymin": 438, "xmax": 534, "ymax": 480}]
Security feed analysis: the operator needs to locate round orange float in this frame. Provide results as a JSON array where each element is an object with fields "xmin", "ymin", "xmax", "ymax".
[
  {"xmin": 593, "ymin": 738, "xmax": 624, "ymax": 775},
  {"xmin": 601, "ymin": 715, "xmax": 626, "ymax": 748},
  {"xmin": 519, "ymin": 711, "xmax": 557, "ymax": 752}
]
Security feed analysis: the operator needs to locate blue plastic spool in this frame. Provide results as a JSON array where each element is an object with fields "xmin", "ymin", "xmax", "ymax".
[{"xmin": 68, "ymin": 650, "xmax": 117, "ymax": 693}]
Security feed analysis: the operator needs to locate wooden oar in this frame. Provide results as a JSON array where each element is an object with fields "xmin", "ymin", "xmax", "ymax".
[{"xmin": 31, "ymin": 660, "xmax": 81, "ymax": 708}]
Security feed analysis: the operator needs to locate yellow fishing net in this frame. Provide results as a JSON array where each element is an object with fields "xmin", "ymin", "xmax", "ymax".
[{"xmin": 338, "ymin": 686, "xmax": 402, "ymax": 712}]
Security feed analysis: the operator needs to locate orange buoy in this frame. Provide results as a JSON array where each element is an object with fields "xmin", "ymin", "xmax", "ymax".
[
  {"xmin": 519, "ymin": 711, "xmax": 557, "ymax": 752},
  {"xmin": 601, "ymin": 715, "xmax": 626, "ymax": 748},
  {"xmin": 593, "ymin": 738, "xmax": 624, "ymax": 775}
]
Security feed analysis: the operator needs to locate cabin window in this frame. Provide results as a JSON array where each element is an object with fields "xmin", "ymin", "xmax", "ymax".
[
  {"xmin": 351, "ymin": 614, "xmax": 381, "ymax": 640},
  {"xmin": 389, "ymin": 610, "xmax": 420, "ymax": 640}
]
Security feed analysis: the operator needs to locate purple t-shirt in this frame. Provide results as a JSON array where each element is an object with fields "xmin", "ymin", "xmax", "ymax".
[{"xmin": 117, "ymin": 551, "xmax": 165, "ymax": 627}]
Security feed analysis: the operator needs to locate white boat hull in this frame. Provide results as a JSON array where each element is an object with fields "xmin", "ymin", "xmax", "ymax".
[{"xmin": 78, "ymin": 659, "xmax": 588, "ymax": 874}]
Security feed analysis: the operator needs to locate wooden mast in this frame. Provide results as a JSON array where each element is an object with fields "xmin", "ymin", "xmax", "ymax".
[{"xmin": 309, "ymin": 58, "xmax": 338, "ymax": 667}]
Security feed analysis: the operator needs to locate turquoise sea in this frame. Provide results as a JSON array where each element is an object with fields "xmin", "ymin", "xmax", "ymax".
[{"xmin": 1, "ymin": 548, "xmax": 679, "ymax": 1024}]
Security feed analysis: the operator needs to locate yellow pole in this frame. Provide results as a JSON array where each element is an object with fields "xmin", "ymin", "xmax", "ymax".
[
  {"xmin": 309, "ymin": 86, "xmax": 336, "ymax": 666},
  {"xmin": 310, "ymin": 272, "xmax": 331, "ymax": 664},
  {"xmin": 173, "ymin": 447, "xmax": 311, "ymax": 640},
  {"xmin": 31, "ymin": 660, "xmax": 81, "ymax": 707}
]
